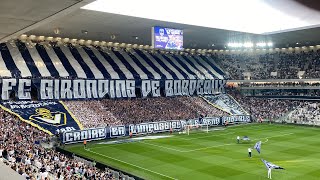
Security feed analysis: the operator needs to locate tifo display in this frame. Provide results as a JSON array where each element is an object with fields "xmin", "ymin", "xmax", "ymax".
[{"xmin": 1, "ymin": 2, "xmax": 320, "ymax": 179}]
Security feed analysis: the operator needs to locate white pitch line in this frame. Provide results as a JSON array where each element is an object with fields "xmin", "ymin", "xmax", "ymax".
[
  {"xmin": 140, "ymin": 141, "xmax": 186, "ymax": 152},
  {"xmin": 85, "ymin": 149, "xmax": 177, "ymax": 180},
  {"xmin": 140, "ymin": 141, "xmax": 233, "ymax": 153},
  {"xmin": 183, "ymin": 143, "xmax": 233, "ymax": 152},
  {"xmin": 174, "ymin": 132, "xmax": 235, "ymax": 141}
]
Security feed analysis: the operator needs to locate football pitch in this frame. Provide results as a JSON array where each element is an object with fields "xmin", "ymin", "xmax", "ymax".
[{"xmin": 66, "ymin": 124, "xmax": 320, "ymax": 180}]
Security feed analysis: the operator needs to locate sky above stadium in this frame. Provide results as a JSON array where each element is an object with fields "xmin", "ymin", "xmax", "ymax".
[{"xmin": 82, "ymin": 0, "xmax": 320, "ymax": 34}]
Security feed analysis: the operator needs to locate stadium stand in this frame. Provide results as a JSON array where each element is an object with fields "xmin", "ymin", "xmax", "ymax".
[
  {"xmin": 288, "ymin": 102, "xmax": 320, "ymax": 125},
  {"xmin": 64, "ymin": 97, "xmax": 228, "ymax": 128},
  {"xmin": 0, "ymin": 109, "xmax": 129, "ymax": 180},
  {"xmin": 229, "ymin": 90, "xmax": 320, "ymax": 124},
  {"xmin": 1, "ymin": 39, "xmax": 320, "ymax": 179},
  {"xmin": 215, "ymin": 50, "xmax": 320, "ymax": 80},
  {"xmin": 2, "ymin": 41, "xmax": 320, "ymax": 81}
]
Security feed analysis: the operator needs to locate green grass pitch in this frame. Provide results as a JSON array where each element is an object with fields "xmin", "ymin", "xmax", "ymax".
[{"xmin": 66, "ymin": 124, "xmax": 320, "ymax": 180}]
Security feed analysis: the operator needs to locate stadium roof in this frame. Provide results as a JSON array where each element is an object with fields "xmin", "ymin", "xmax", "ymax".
[
  {"xmin": 2, "ymin": 0, "xmax": 320, "ymax": 49},
  {"xmin": 82, "ymin": 0, "xmax": 320, "ymax": 35}
]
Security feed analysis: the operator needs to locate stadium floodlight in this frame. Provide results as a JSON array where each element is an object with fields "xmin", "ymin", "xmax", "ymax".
[
  {"xmin": 70, "ymin": 39, "xmax": 78, "ymax": 44},
  {"xmin": 85, "ymin": 40, "xmax": 92, "ymax": 45},
  {"xmin": 267, "ymin": 42, "xmax": 273, "ymax": 47},
  {"xmin": 256, "ymin": 42, "xmax": 266, "ymax": 47},
  {"xmin": 227, "ymin": 43, "xmax": 243, "ymax": 48},
  {"xmin": 19, "ymin": 34, "xmax": 28, "ymax": 41},
  {"xmin": 37, "ymin": 36, "xmax": 45, "ymax": 41},
  {"xmin": 63, "ymin": 38, "xmax": 70, "ymax": 43},
  {"xmin": 99, "ymin": 41, "xmax": 106, "ymax": 46},
  {"xmin": 243, "ymin": 42, "xmax": 253, "ymax": 48},
  {"xmin": 54, "ymin": 37, "xmax": 62, "ymax": 42},
  {"xmin": 93, "ymin": 41, "xmax": 100, "ymax": 46},
  {"xmin": 78, "ymin": 39, "xmax": 85, "ymax": 45},
  {"xmin": 46, "ymin": 37, "xmax": 54, "ymax": 41},
  {"xmin": 28, "ymin": 35, "xmax": 36, "ymax": 41}
]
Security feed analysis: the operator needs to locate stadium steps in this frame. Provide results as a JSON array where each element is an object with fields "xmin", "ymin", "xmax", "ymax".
[
  {"xmin": 201, "ymin": 94, "xmax": 249, "ymax": 115},
  {"xmin": 199, "ymin": 95, "xmax": 231, "ymax": 115}
]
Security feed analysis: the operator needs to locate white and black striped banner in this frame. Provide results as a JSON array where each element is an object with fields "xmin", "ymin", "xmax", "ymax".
[{"xmin": 0, "ymin": 42, "xmax": 225, "ymax": 79}]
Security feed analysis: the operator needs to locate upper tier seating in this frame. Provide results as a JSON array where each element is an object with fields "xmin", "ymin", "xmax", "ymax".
[{"xmin": 215, "ymin": 50, "xmax": 320, "ymax": 79}]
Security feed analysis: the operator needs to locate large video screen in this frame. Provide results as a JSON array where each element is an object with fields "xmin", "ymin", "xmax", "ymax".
[{"xmin": 152, "ymin": 26, "xmax": 183, "ymax": 50}]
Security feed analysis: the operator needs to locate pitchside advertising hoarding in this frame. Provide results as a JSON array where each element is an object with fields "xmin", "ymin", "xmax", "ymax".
[
  {"xmin": 152, "ymin": 26, "xmax": 183, "ymax": 50},
  {"xmin": 62, "ymin": 115, "xmax": 251, "ymax": 144}
]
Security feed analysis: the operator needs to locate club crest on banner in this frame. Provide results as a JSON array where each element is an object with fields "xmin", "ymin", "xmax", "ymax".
[{"xmin": 29, "ymin": 108, "xmax": 67, "ymax": 126}]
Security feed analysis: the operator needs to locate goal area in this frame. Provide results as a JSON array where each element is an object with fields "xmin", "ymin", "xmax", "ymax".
[{"xmin": 181, "ymin": 124, "xmax": 210, "ymax": 135}]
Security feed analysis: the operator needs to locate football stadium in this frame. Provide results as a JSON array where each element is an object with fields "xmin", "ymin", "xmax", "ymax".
[{"xmin": 1, "ymin": 0, "xmax": 320, "ymax": 179}]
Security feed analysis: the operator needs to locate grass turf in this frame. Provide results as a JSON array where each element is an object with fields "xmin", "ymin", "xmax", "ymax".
[{"xmin": 66, "ymin": 124, "xmax": 320, "ymax": 180}]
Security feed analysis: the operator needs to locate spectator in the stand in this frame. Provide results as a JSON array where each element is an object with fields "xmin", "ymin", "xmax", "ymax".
[
  {"xmin": 229, "ymin": 90, "xmax": 320, "ymax": 125},
  {"xmin": 215, "ymin": 50, "xmax": 320, "ymax": 80},
  {"xmin": 0, "ymin": 109, "xmax": 120, "ymax": 179},
  {"xmin": 64, "ymin": 96, "xmax": 228, "ymax": 128}
]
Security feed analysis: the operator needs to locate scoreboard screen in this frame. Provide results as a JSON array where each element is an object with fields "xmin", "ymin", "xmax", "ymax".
[{"xmin": 152, "ymin": 26, "xmax": 183, "ymax": 50}]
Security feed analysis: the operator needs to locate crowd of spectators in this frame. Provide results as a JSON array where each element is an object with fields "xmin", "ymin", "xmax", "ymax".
[
  {"xmin": 63, "ymin": 101, "xmax": 121, "ymax": 128},
  {"xmin": 64, "ymin": 97, "xmax": 228, "ymax": 127},
  {"xmin": 2, "ymin": 92, "xmax": 320, "ymax": 179},
  {"xmin": 0, "ymin": 109, "xmax": 125, "ymax": 180},
  {"xmin": 234, "ymin": 96, "xmax": 300, "ymax": 120},
  {"xmin": 178, "ymin": 96, "xmax": 229, "ymax": 117},
  {"xmin": 228, "ymin": 90, "xmax": 320, "ymax": 125},
  {"xmin": 289, "ymin": 102, "xmax": 320, "ymax": 125},
  {"xmin": 239, "ymin": 82, "xmax": 320, "ymax": 87},
  {"xmin": 250, "ymin": 90, "xmax": 320, "ymax": 97},
  {"xmin": 305, "ymin": 52, "xmax": 320, "ymax": 78},
  {"xmin": 215, "ymin": 50, "xmax": 320, "ymax": 80},
  {"xmin": 0, "ymin": 96, "xmax": 230, "ymax": 179}
]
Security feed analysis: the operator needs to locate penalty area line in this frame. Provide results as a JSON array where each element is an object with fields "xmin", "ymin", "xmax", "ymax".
[{"xmin": 85, "ymin": 149, "xmax": 177, "ymax": 180}]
